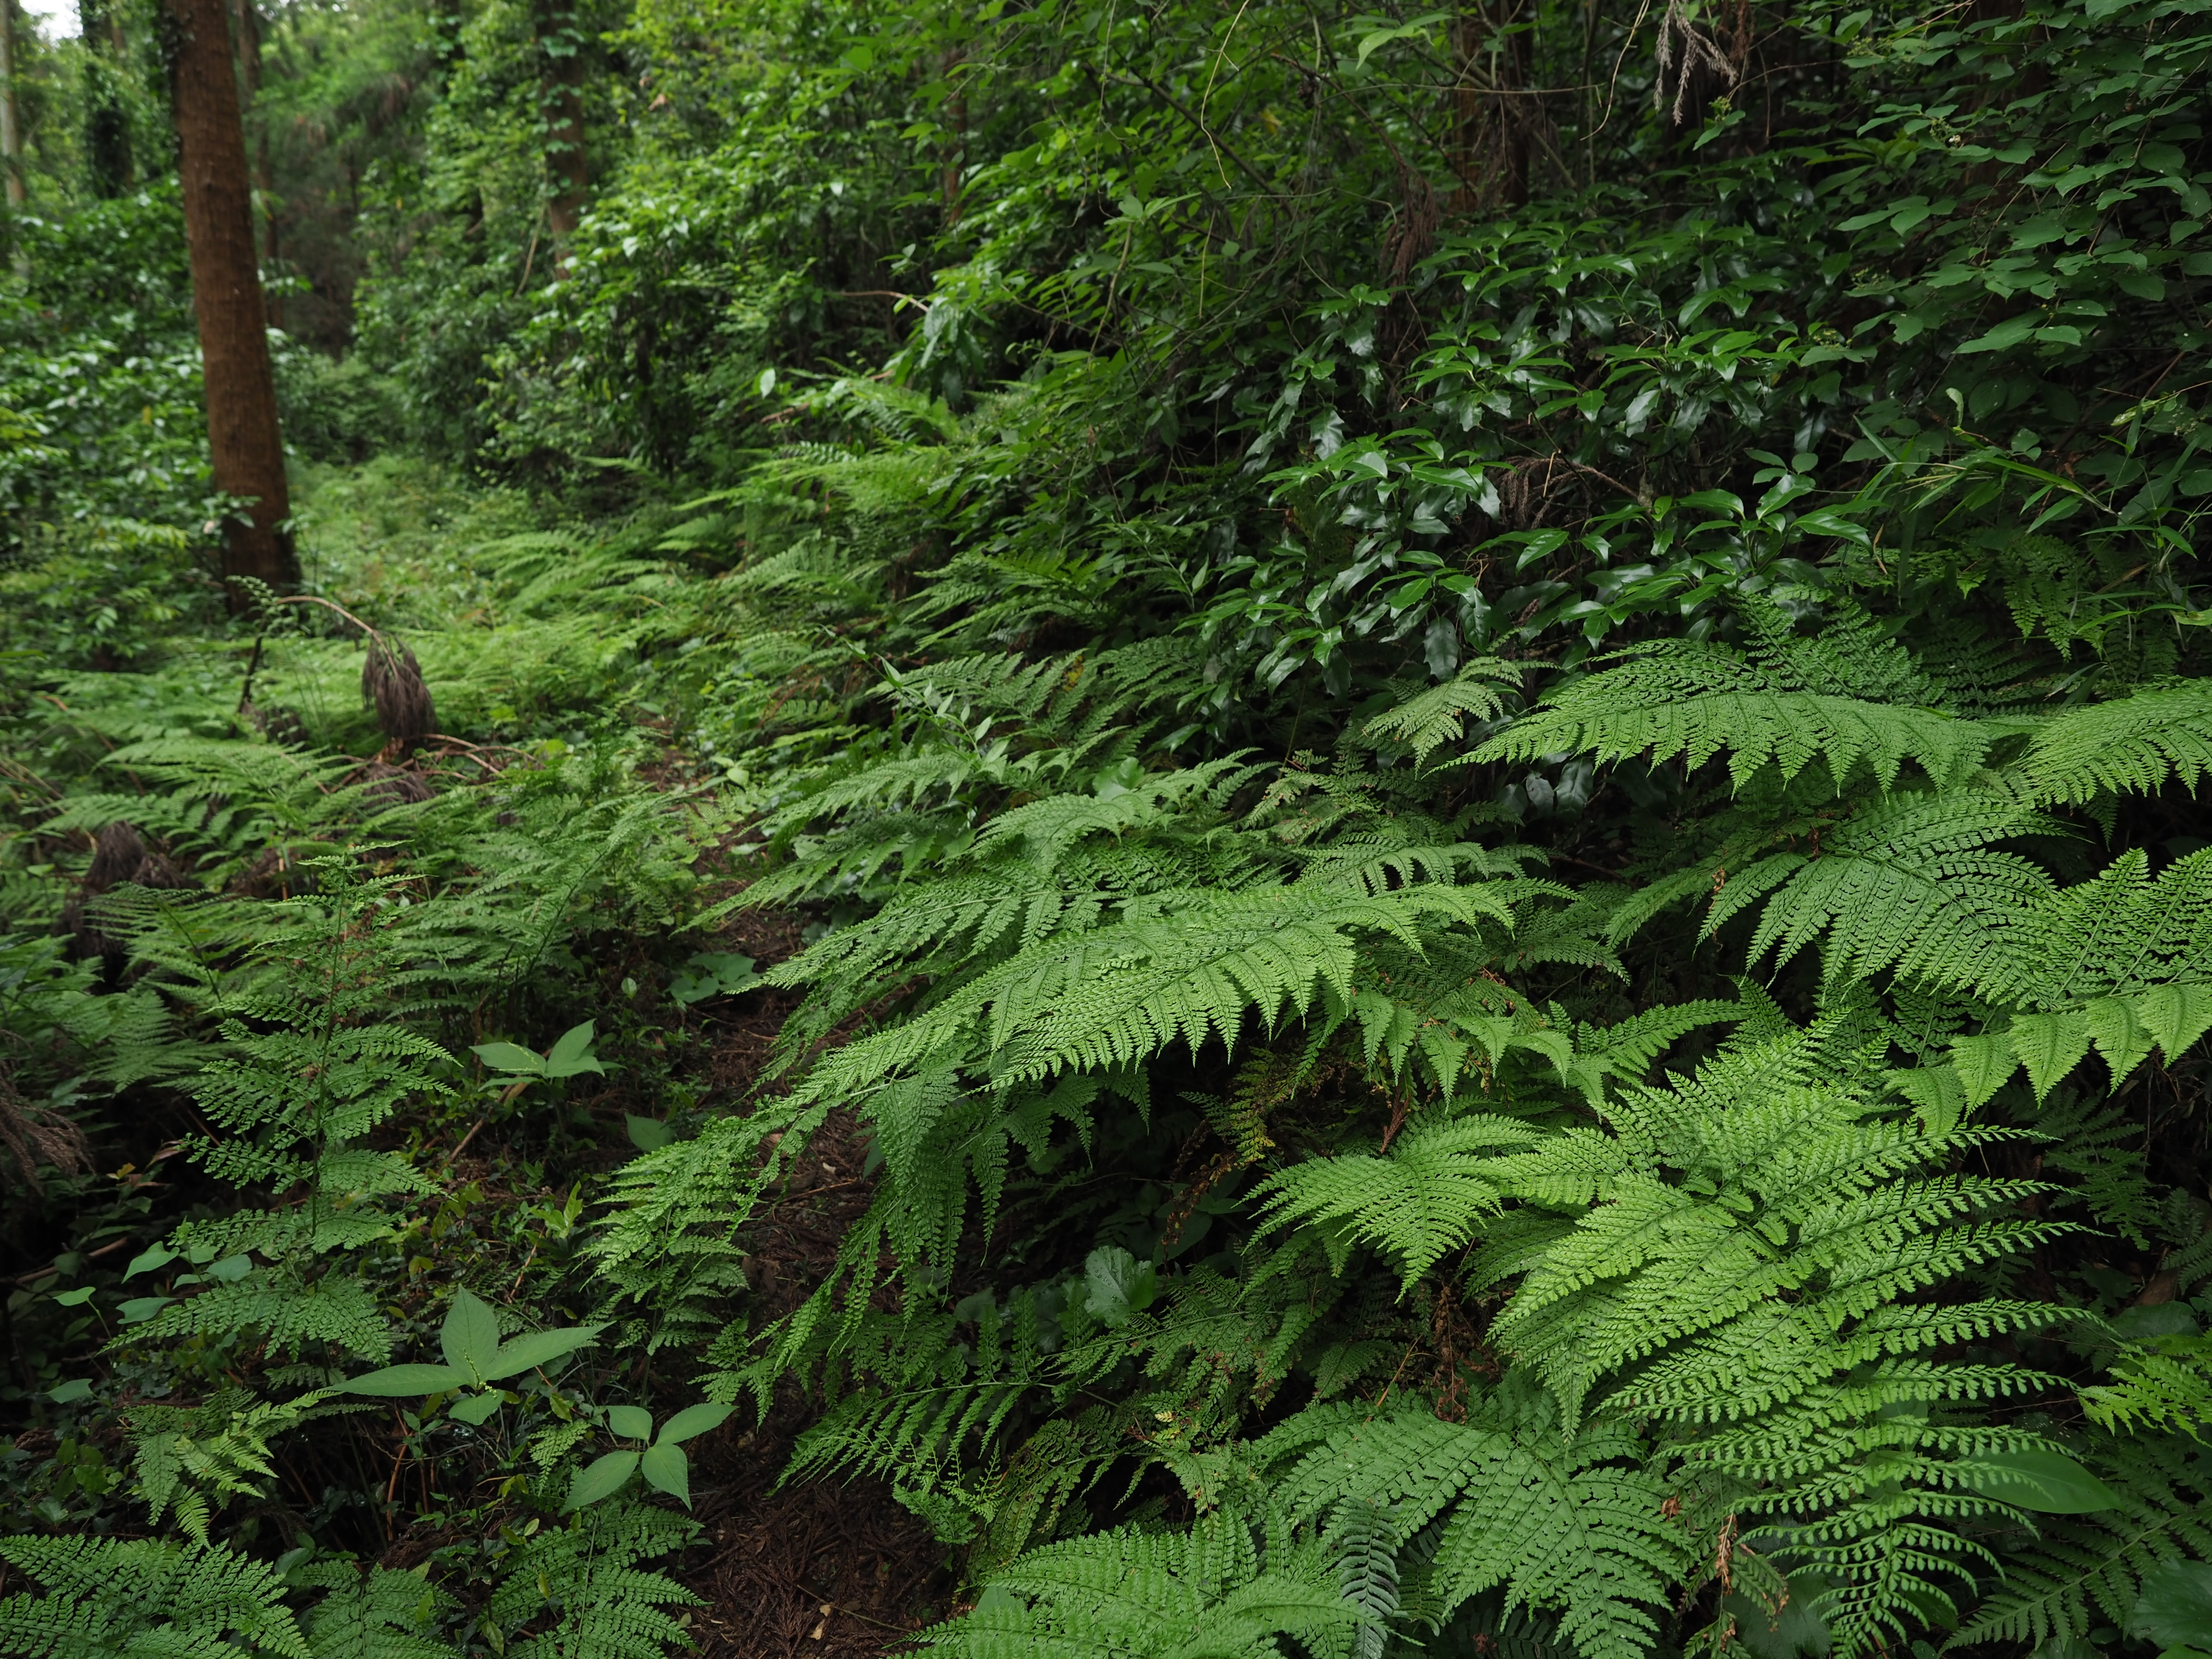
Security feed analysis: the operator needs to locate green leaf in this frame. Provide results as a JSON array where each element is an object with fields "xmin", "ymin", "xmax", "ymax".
[
  {"xmin": 2132, "ymin": 1561, "xmax": 2212, "ymax": 1649},
  {"xmin": 1958, "ymin": 314, "xmax": 2041, "ymax": 354},
  {"xmin": 51, "ymin": 1285, "xmax": 96, "ymax": 1306},
  {"xmin": 655, "ymin": 1402, "xmax": 733, "ymax": 1445},
  {"xmin": 544, "ymin": 1020, "xmax": 607, "ymax": 1078},
  {"xmin": 47, "ymin": 1378, "xmax": 93, "ymax": 1404},
  {"xmin": 1952, "ymin": 1032, "xmax": 2018, "ymax": 1108},
  {"xmin": 639, "ymin": 1441, "xmax": 690, "ymax": 1505},
  {"xmin": 626, "ymin": 1114, "xmax": 673, "ymax": 1152},
  {"xmin": 2008, "ymin": 1010, "xmax": 2091, "ymax": 1101},
  {"xmin": 483, "ymin": 1323, "xmax": 602, "ymax": 1381},
  {"xmin": 565, "ymin": 1449, "xmax": 639, "ymax": 1510},
  {"xmin": 608, "ymin": 1404, "xmax": 655, "ymax": 1442},
  {"xmin": 471, "ymin": 1041, "xmax": 545, "ymax": 1075},
  {"xmin": 122, "ymin": 1244, "xmax": 178, "ymax": 1281},
  {"xmin": 116, "ymin": 1296, "xmax": 173, "ymax": 1323},
  {"xmin": 1081, "ymin": 1246, "xmax": 1158, "ymax": 1330},
  {"xmin": 448, "ymin": 1391, "xmax": 504, "ymax": 1425},
  {"xmin": 1966, "ymin": 1449, "xmax": 2122, "ymax": 1513},
  {"xmin": 2137, "ymin": 983, "xmax": 2212, "ymax": 1065},
  {"xmin": 2086, "ymin": 995, "xmax": 2154, "ymax": 1086},
  {"xmin": 341, "ymin": 1363, "xmax": 471, "ymax": 1396},
  {"xmin": 440, "ymin": 1290, "xmax": 504, "ymax": 1382}
]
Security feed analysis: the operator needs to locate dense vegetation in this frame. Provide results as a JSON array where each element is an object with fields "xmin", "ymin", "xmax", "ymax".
[{"xmin": 5, "ymin": 0, "xmax": 2212, "ymax": 1654}]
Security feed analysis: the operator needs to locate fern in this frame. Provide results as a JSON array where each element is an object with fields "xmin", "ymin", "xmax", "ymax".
[
  {"xmin": 919, "ymin": 1508, "xmax": 1361, "ymax": 1659},
  {"xmin": 480, "ymin": 1501, "xmax": 700, "ymax": 1659},
  {"xmin": 291, "ymin": 1562, "xmax": 456, "ymax": 1659},
  {"xmin": 0, "ymin": 1535, "xmax": 309, "ymax": 1659},
  {"xmin": 1259, "ymin": 1380, "xmax": 1688, "ymax": 1659}
]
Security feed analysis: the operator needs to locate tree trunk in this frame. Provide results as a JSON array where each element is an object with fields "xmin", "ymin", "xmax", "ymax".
[
  {"xmin": 167, "ymin": 0, "xmax": 298, "ymax": 597},
  {"xmin": 79, "ymin": 0, "xmax": 135, "ymax": 197},
  {"xmin": 1452, "ymin": 0, "xmax": 1529, "ymax": 212},
  {"xmin": 0, "ymin": 0, "xmax": 22, "ymax": 210},
  {"xmin": 534, "ymin": 0, "xmax": 587, "ymax": 244},
  {"xmin": 233, "ymin": 0, "xmax": 279, "ymax": 327}
]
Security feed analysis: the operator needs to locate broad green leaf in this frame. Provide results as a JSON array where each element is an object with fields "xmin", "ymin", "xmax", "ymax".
[
  {"xmin": 2009, "ymin": 1010, "xmax": 2091, "ymax": 1101},
  {"xmin": 483, "ymin": 1323, "xmax": 603, "ymax": 1381},
  {"xmin": 342, "ymin": 1363, "xmax": 470, "ymax": 1396},
  {"xmin": 471, "ymin": 1041, "xmax": 545, "ymax": 1074},
  {"xmin": 448, "ymin": 1391, "xmax": 504, "ymax": 1425},
  {"xmin": 1082, "ymin": 1246, "xmax": 1158, "ymax": 1330},
  {"xmin": 607, "ymin": 1404, "xmax": 655, "ymax": 1441},
  {"xmin": 1967, "ymin": 1449, "xmax": 2121, "ymax": 1513},
  {"xmin": 639, "ymin": 1441, "xmax": 690, "ymax": 1505},
  {"xmin": 626, "ymin": 1114, "xmax": 673, "ymax": 1152},
  {"xmin": 2138, "ymin": 984, "xmax": 2212, "ymax": 1066},
  {"xmin": 440, "ymin": 1290, "xmax": 504, "ymax": 1382},
  {"xmin": 656, "ymin": 1402, "xmax": 733, "ymax": 1445},
  {"xmin": 2132, "ymin": 1561, "xmax": 2212, "ymax": 1649},
  {"xmin": 565, "ymin": 1449, "xmax": 638, "ymax": 1510},
  {"xmin": 1951, "ymin": 1032, "xmax": 2018, "ymax": 1108},
  {"xmin": 47, "ymin": 1379, "xmax": 92, "ymax": 1404},
  {"xmin": 123, "ymin": 1244, "xmax": 178, "ymax": 1281},
  {"xmin": 544, "ymin": 1020, "xmax": 607, "ymax": 1079}
]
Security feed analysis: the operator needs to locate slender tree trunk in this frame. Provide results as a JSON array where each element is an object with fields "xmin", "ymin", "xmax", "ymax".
[
  {"xmin": 0, "ymin": 0, "xmax": 22, "ymax": 210},
  {"xmin": 1452, "ymin": 0, "xmax": 1529, "ymax": 211},
  {"xmin": 232, "ymin": 0, "xmax": 279, "ymax": 324},
  {"xmin": 79, "ymin": 0, "xmax": 135, "ymax": 197},
  {"xmin": 167, "ymin": 0, "xmax": 298, "ymax": 597},
  {"xmin": 533, "ymin": 0, "xmax": 586, "ymax": 244}
]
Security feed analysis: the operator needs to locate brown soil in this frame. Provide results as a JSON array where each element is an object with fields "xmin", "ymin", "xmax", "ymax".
[{"xmin": 666, "ymin": 915, "xmax": 953, "ymax": 1657}]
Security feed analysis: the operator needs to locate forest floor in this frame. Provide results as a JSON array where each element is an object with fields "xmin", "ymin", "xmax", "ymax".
[{"xmin": 568, "ymin": 903, "xmax": 946, "ymax": 1656}]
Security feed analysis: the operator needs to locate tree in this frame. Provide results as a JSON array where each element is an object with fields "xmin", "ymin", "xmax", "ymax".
[
  {"xmin": 534, "ymin": 0, "xmax": 587, "ymax": 245},
  {"xmin": 0, "ymin": 0, "xmax": 23, "ymax": 211},
  {"xmin": 166, "ymin": 0, "xmax": 297, "ymax": 596},
  {"xmin": 79, "ymin": 0, "xmax": 135, "ymax": 197}
]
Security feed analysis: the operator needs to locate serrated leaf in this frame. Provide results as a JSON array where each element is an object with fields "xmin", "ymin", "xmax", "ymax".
[
  {"xmin": 565, "ymin": 1449, "xmax": 639, "ymax": 1510},
  {"xmin": 341, "ymin": 1363, "xmax": 470, "ymax": 1397},
  {"xmin": 2133, "ymin": 1561, "xmax": 2212, "ymax": 1649},
  {"xmin": 638, "ymin": 1441, "xmax": 690, "ymax": 1505},
  {"xmin": 607, "ymin": 1404, "xmax": 655, "ymax": 1442},
  {"xmin": 2086, "ymin": 995, "xmax": 2154, "ymax": 1086},
  {"xmin": 544, "ymin": 1021, "xmax": 607, "ymax": 1078},
  {"xmin": 2009, "ymin": 1010, "xmax": 2091, "ymax": 1101},
  {"xmin": 655, "ymin": 1402, "xmax": 733, "ymax": 1445},
  {"xmin": 483, "ymin": 1323, "xmax": 603, "ymax": 1381},
  {"xmin": 440, "ymin": 1289, "xmax": 503, "ymax": 1382},
  {"xmin": 1951, "ymin": 1032, "xmax": 2018, "ymax": 1108},
  {"xmin": 2137, "ymin": 983, "xmax": 2212, "ymax": 1066},
  {"xmin": 472, "ymin": 1041, "xmax": 544, "ymax": 1074}
]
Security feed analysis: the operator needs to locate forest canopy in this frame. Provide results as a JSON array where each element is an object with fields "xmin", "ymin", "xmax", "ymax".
[{"xmin": 3, "ymin": 0, "xmax": 2212, "ymax": 1655}]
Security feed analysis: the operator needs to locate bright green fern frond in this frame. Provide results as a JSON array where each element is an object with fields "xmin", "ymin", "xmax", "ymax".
[
  {"xmin": 0, "ymin": 1535, "xmax": 309, "ymax": 1659},
  {"xmin": 2007, "ymin": 680, "xmax": 2212, "ymax": 805}
]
